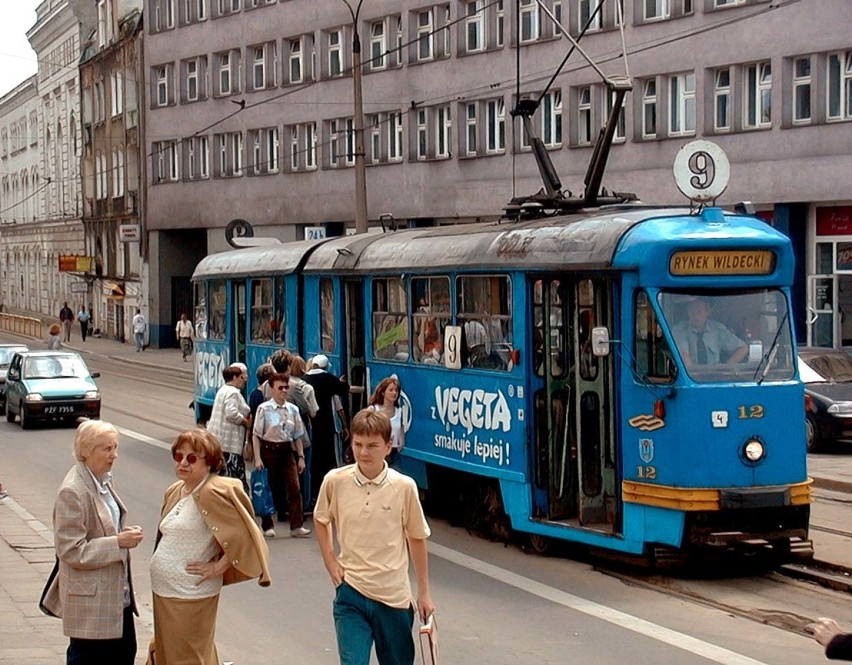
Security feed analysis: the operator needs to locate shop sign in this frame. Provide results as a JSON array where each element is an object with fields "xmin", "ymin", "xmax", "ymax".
[
  {"xmin": 837, "ymin": 243, "xmax": 852, "ymax": 271},
  {"xmin": 70, "ymin": 281, "xmax": 89, "ymax": 294},
  {"xmin": 817, "ymin": 206, "xmax": 852, "ymax": 236},
  {"xmin": 119, "ymin": 224, "xmax": 141, "ymax": 242},
  {"xmin": 58, "ymin": 255, "xmax": 94, "ymax": 272}
]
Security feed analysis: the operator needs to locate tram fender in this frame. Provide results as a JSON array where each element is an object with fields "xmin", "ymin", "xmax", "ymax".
[{"xmin": 626, "ymin": 504, "xmax": 685, "ymax": 549}]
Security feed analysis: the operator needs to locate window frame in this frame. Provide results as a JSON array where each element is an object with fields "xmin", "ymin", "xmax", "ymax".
[
  {"xmin": 668, "ymin": 71, "xmax": 696, "ymax": 137},
  {"xmin": 743, "ymin": 61, "xmax": 772, "ymax": 130}
]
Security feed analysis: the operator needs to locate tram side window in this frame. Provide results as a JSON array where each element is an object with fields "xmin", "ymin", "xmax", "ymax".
[
  {"xmin": 320, "ymin": 278, "xmax": 335, "ymax": 353},
  {"xmin": 634, "ymin": 291, "xmax": 675, "ymax": 383},
  {"xmin": 193, "ymin": 281, "xmax": 207, "ymax": 340},
  {"xmin": 250, "ymin": 279, "xmax": 275, "ymax": 343},
  {"xmin": 456, "ymin": 275, "xmax": 512, "ymax": 371},
  {"xmin": 411, "ymin": 276, "xmax": 450, "ymax": 364},
  {"xmin": 208, "ymin": 281, "xmax": 227, "ymax": 341},
  {"xmin": 533, "ymin": 279, "xmax": 567, "ymax": 378},
  {"xmin": 272, "ymin": 278, "xmax": 285, "ymax": 344},
  {"xmin": 372, "ymin": 278, "xmax": 409, "ymax": 361}
]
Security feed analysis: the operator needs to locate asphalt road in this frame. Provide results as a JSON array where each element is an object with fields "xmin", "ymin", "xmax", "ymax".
[{"xmin": 0, "ymin": 352, "xmax": 841, "ymax": 664}]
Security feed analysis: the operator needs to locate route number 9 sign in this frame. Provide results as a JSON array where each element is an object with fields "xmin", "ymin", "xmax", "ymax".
[{"xmin": 673, "ymin": 140, "xmax": 730, "ymax": 203}]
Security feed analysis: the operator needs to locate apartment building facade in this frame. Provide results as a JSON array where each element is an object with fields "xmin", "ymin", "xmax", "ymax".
[
  {"xmin": 143, "ymin": 0, "xmax": 851, "ymax": 346},
  {"xmin": 78, "ymin": 0, "xmax": 146, "ymax": 342},
  {"xmin": 0, "ymin": 1, "xmax": 87, "ymax": 320}
]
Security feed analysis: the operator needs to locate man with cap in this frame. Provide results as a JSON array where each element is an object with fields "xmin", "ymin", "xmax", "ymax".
[{"xmin": 303, "ymin": 355, "xmax": 350, "ymax": 504}]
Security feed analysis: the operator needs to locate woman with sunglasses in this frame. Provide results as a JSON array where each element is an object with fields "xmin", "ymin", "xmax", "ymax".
[{"xmin": 147, "ymin": 429, "xmax": 271, "ymax": 664}]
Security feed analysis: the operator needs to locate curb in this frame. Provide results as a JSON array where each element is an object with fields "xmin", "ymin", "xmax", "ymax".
[{"xmin": 812, "ymin": 476, "xmax": 852, "ymax": 495}]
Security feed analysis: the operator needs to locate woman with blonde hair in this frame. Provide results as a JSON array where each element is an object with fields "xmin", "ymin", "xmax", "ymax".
[
  {"xmin": 147, "ymin": 429, "xmax": 271, "ymax": 664},
  {"xmin": 367, "ymin": 375, "xmax": 405, "ymax": 468}
]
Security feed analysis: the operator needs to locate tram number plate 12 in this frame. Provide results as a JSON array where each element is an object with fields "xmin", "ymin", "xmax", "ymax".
[{"xmin": 711, "ymin": 411, "xmax": 729, "ymax": 428}]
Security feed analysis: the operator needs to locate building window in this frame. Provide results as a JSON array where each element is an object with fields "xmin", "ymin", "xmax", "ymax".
[
  {"xmin": 641, "ymin": 79, "xmax": 657, "ymax": 138},
  {"xmin": 486, "ymin": 98, "xmax": 506, "ymax": 153},
  {"xmin": 366, "ymin": 111, "xmax": 404, "ymax": 164},
  {"xmin": 110, "ymin": 71, "xmax": 124, "ymax": 116},
  {"xmin": 828, "ymin": 51, "xmax": 852, "ymax": 122},
  {"xmin": 199, "ymin": 136, "xmax": 209, "ymax": 177},
  {"xmin": 578, "ymin": 0, "xmax": 602, "ymax": 32},
  {"xmin": 577, "ymin": 85, "xmax": 592, "ymax": 145},
  {"xmin": 792, "ymin": 56, "xmax": 811, "ymax": 124},
  {"xmin": 668, "ymin": 72, "xmax": 695, "ymax": 136},
  {"xmin": 370, "ymin": 20, "xmax": 387, "ymax": 70},
  {"xmin": 155, "ymin": 66, "xmax": 169, "ymax": 106},
  {"xmin": 328, "ymin": 118, "xmax": 355, "ymax": 168},
  {"xmin": 328, "ymin": 29, "xmax": 344, "ymax": 77},
  {"xmin": 216, "ymin": 0, "xmax": 240, "ymax": 15},
  {"xmin": 436, "ymin": 105, "xmax": 452, "ymax": 158},
  {"xmin": 232, "ymin": 132, "xmax": 242, "ymax": 174},
  {"xmin": 186, "ymin": 59, "xmax": 199, "ymax": 101},
  {"xmin": 496, "ymin": 0, "xmax": 505, "ymax": 45},
  {"xmin": 465, "ymin": 103, "xmax": 477, "ymax": 156},
  {"xmin": 215, "ymin": 51, "xmax": 239, "ymax": 96},
  {"xmin": 251, "ymin": 44, "xmax": 275, "ymax": 91},
  {"xmin": 416, "ymin": 9, "xmax": 434, "ymax": 61},
  {"xmin": 286, "ymin": 122, "xmax": 317, "ymax": 171},
  {"xmin": 644, "ymin": 0, "xmax": 668, "ymax": 20},
  {"xmin": 416, "ymin": 108, "xmax": 427, "ymax": 160},
  {"xmin": 154, "ymin": 140, "xmax": 179, "ymax": 182},
  {"xmin": 112, "ymin": 148, "xmax": 125, "ymax": 196},
  {"xmin": 744, "ymin": 61, "xmax": 771, "ymax": 129},
  {"xmin": 714, "ymin": 68, "xmax": 731, "ymax": 132},
  {"xmin": 519, "ymin": 0, "xmax": 540, "ymax": 43},
  {"xmin": 248, "ymin": 127, "xmax": 278, "ymax": 175},
  {"xmin": 542, "ymin": 90, "xmax": 562, "ymax": 147},
  {"xmin": 713, "ymin": 0, "xmax": 745, "ymax": 7},
  {"xmin": 388, "ymin": 112, "xmax": 403, "ymax": 161},
  {"xmin": 465, "ymin": 1, "xmax": 485, "ymax": 52},
  {"xmin": 287, "ymin": 37, "xmax": 312, "ymax": 84},
  {"xmin": 603, "ymin": 88, "xmax": 625, "ymax": 142}
]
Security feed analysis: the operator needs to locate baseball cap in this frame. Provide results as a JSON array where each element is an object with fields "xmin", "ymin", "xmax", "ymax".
[{"xmin": 311, "ymin": 354, "xmax": 329, "ymax": 369}]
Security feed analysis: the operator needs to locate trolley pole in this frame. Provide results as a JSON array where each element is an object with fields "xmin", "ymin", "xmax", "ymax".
[{"xmin": 342, "ymin": 0, "xmax": 369, "ymax": 235}]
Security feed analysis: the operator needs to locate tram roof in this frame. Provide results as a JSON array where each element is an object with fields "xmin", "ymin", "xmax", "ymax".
[
  {"xmin": 191, "ymin": 238, "xmax": 325, "ymax": 280},
  {"xmin": 303, "ymin": 208, "xmax": 677, "ymax": 273}
]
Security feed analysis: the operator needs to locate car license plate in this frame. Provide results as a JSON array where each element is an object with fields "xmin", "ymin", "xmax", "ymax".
[{"xmin": 44, "ymin": 406, "xmax": 74, "ymax": 414}]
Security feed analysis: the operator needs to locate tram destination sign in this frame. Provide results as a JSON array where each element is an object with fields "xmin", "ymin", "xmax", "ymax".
[{"xmin": 669, "ymin": 250, "xmax": 775, "ymax": 276}]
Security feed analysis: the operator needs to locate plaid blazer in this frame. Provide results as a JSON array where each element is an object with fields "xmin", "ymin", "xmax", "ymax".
[{"xmin": 41, "ymin": 462, "xmax": 137, "ymax": 639}]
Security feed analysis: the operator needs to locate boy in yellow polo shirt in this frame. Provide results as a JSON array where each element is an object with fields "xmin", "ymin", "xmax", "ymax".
[{"xmin": 315, "ymin": 409, "xmax": 435, "ymax": 665}]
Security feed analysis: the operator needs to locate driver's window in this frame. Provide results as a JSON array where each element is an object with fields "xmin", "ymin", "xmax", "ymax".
[{"xmin": 634, "ymin": 291, "xmax": 676, "ymax": 383}]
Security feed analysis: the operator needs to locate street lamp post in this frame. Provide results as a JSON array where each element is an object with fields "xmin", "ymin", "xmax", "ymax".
[{"xmin": 340, "ymin": 0, "xmax": 369, "ymax": 234}]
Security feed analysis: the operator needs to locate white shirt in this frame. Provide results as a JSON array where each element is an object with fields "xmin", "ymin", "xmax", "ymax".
[
  {"xmin": 132, "ymin": 313, "xmax": 147, "ymax": 334},
  {"xmin": 176, "ymin": 320, "xmax": 193, "ymax": 339}
]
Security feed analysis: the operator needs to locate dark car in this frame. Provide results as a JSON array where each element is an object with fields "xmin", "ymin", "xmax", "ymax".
[
  {"xmin": 799, "ymin": 347, "xmax": 852, "ymax": 452},
  {"xmin": 4, "ymin": 351, "xmax": 101, "ymax": 429},
  {"xmin": 0, "ymin": 344, "xmax": 29, "ymax": 409}
]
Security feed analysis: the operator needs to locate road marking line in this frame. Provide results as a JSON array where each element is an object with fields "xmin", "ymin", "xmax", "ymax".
[
  {"xmin": 116, "ymin": 426, "xmax": 172, "ymax": 450},
  {"xmin": 429, "ymin": 542, "xmax": 769, "ymax": 665}
]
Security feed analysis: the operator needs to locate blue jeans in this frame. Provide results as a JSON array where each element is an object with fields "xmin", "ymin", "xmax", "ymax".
[
  {"xmin": 134, "ymin": 332, "xmax": 144, "ymax": 351},
  {"xmin": 333, "ymin": 582, "xmax": 414, "ymax": 665}
]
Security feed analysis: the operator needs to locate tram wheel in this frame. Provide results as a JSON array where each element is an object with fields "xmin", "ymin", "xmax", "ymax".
[{"xmin": 528, "ymin": 534, "xmax": 551, "ymax": 554}]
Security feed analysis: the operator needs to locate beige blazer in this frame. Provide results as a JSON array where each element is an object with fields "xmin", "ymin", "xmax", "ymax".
[
  {"xmin": 159, "ymin": 475, "xmax": 271, "ymax": 587},
  {"xmin": 42, "ymin": 462, "xmax": 136, "ymax": 639}
]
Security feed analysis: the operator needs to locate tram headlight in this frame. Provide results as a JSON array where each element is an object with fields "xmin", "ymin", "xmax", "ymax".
[{"xmin": 743, "ymin": 439, "xmax": 765, "ymax": 463}]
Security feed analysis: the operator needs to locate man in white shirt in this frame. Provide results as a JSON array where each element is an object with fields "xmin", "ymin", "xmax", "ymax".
[
  {"xmin": 132, "ymin": 309, "xmax": 147, "ymax": 352},
  {"xmin": 175, "ymin": 313, "xmax": 194, "ymax": 362}
]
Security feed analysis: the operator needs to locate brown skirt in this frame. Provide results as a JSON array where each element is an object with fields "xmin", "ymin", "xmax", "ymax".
[{"xmin": 147, "ymin": 593, "xmax": 220, "ymax": 665}]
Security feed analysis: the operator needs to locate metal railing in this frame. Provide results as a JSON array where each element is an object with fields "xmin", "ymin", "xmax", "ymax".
[{"xmin": 0, "ymin": 313, "xmax": 44, "ymax": 340}]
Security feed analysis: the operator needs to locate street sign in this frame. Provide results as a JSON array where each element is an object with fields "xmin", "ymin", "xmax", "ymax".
[
  {"xmin": 119, "ymin": 224, "xmax": 141, "ymax": 242},
  {"xmin": 70, "ymin": 281, "xmax": 89, "ymax": 294}
]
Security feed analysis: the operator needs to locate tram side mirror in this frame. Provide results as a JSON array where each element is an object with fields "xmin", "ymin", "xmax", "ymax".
[{"xmin": 591, "ymin": 327, "xmax": 611, "ymax": 357}]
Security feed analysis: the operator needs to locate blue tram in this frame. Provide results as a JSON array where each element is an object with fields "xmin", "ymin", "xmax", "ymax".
[{"xmin": 191, "ymin": 205, "xmax": 811, "ymax": 559}]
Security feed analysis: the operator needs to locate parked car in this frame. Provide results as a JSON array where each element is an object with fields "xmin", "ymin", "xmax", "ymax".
[
  {"xmin": 0, "ymin": 344, "xmax": 29, "ymax": 410},
  {"xmin": 4, "ymin": 350, "xmax": 101, "ymax": 429},
  {"xmin": 799, "ymin": 347, "xmax": 852, "ymax": 452}
]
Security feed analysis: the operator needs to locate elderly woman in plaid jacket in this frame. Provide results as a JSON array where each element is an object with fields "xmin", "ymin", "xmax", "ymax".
[{"xmin": 41, "ymin": 420, "xmax": 144, "ymax": 665}]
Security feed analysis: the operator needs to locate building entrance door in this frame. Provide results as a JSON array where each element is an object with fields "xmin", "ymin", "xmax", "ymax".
[{"xmin": 807, "ymin": 274, "xmax": 837, "ymax": 348}]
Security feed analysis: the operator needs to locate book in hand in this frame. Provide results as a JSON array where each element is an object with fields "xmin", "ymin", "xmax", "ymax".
[{"xmin": 419, "ymin": 613, "xmax": 438, "ymax": 665}]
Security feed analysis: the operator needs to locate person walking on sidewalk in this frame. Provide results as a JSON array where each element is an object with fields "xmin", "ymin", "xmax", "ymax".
[
  {"xmin": 175, "ymin": 313, "xmax": 194, "ymax": 362},
  {"xmin": 315, "ymin": 409, "xmax": 435, "ymax": 665},
  {"xmin": 41, "ymin": 420, "xmax": 144, "ymax": 665},
  {"xmin": 132, "ymin": 308, "xmax": 147, "ymax": 352},
  {"xmin": 251, "ymin": 372, "xmax": 311, "ymax": 539},
  {"xmin": 59, "ymin": 302, "xmax": 74, "ymax": 342},
  {"xmin": 77, "ymin": 305, "xmax": 91, "ymax": 342}
]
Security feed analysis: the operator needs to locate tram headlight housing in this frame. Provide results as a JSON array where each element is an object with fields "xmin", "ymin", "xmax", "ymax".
[{"xmin": 743, "ymin": 438, "xmax": 765, "ymax": 463}]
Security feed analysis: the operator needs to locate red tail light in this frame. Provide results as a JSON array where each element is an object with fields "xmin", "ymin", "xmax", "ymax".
[{"xmin": 805, "ymin": 394, "xmax": 814, "ymax": 413}]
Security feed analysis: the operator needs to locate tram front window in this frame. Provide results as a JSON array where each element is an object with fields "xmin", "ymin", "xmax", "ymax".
[{"xmin": 657, "ymin": 289, "xmax": 795, "ymax": 383}]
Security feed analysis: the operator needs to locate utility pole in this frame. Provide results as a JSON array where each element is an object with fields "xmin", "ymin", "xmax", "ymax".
[{"xmin": 341, "ymin": 0, "xmax": 369, "ymax": 234}]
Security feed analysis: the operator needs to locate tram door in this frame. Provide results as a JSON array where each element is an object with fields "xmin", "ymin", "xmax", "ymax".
[
  {"xmin": 532, "ymin": 277, "xmax": 616, "ymax": 525},
  {"xmin": 342, "ymin": 280, "xmax": 367, "ymax": 417},
  {"xmin": 231, "ymin": 281, "xmax": 247, "ymax": 365}
]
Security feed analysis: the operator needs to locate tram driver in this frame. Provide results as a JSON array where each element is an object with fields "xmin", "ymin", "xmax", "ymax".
[{"xmin": 671, "ymin": 298, "xmax": 748, "ymax": 367}]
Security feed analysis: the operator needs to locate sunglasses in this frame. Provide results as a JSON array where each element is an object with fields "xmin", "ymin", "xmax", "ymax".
[{"xmin": 172, "ymin": 451, "xmax": 205, "ymax": 465}]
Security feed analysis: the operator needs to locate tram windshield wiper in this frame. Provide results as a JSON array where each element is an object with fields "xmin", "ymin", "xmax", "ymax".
[{"xmin": 755, "ymin": 309, "xmax": 790, "ymax": 385}]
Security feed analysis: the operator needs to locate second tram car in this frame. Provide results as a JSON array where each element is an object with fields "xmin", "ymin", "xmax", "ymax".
[{"xmin": 191, "ymin": 204, "xmax": 811, "ymax": 560}]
